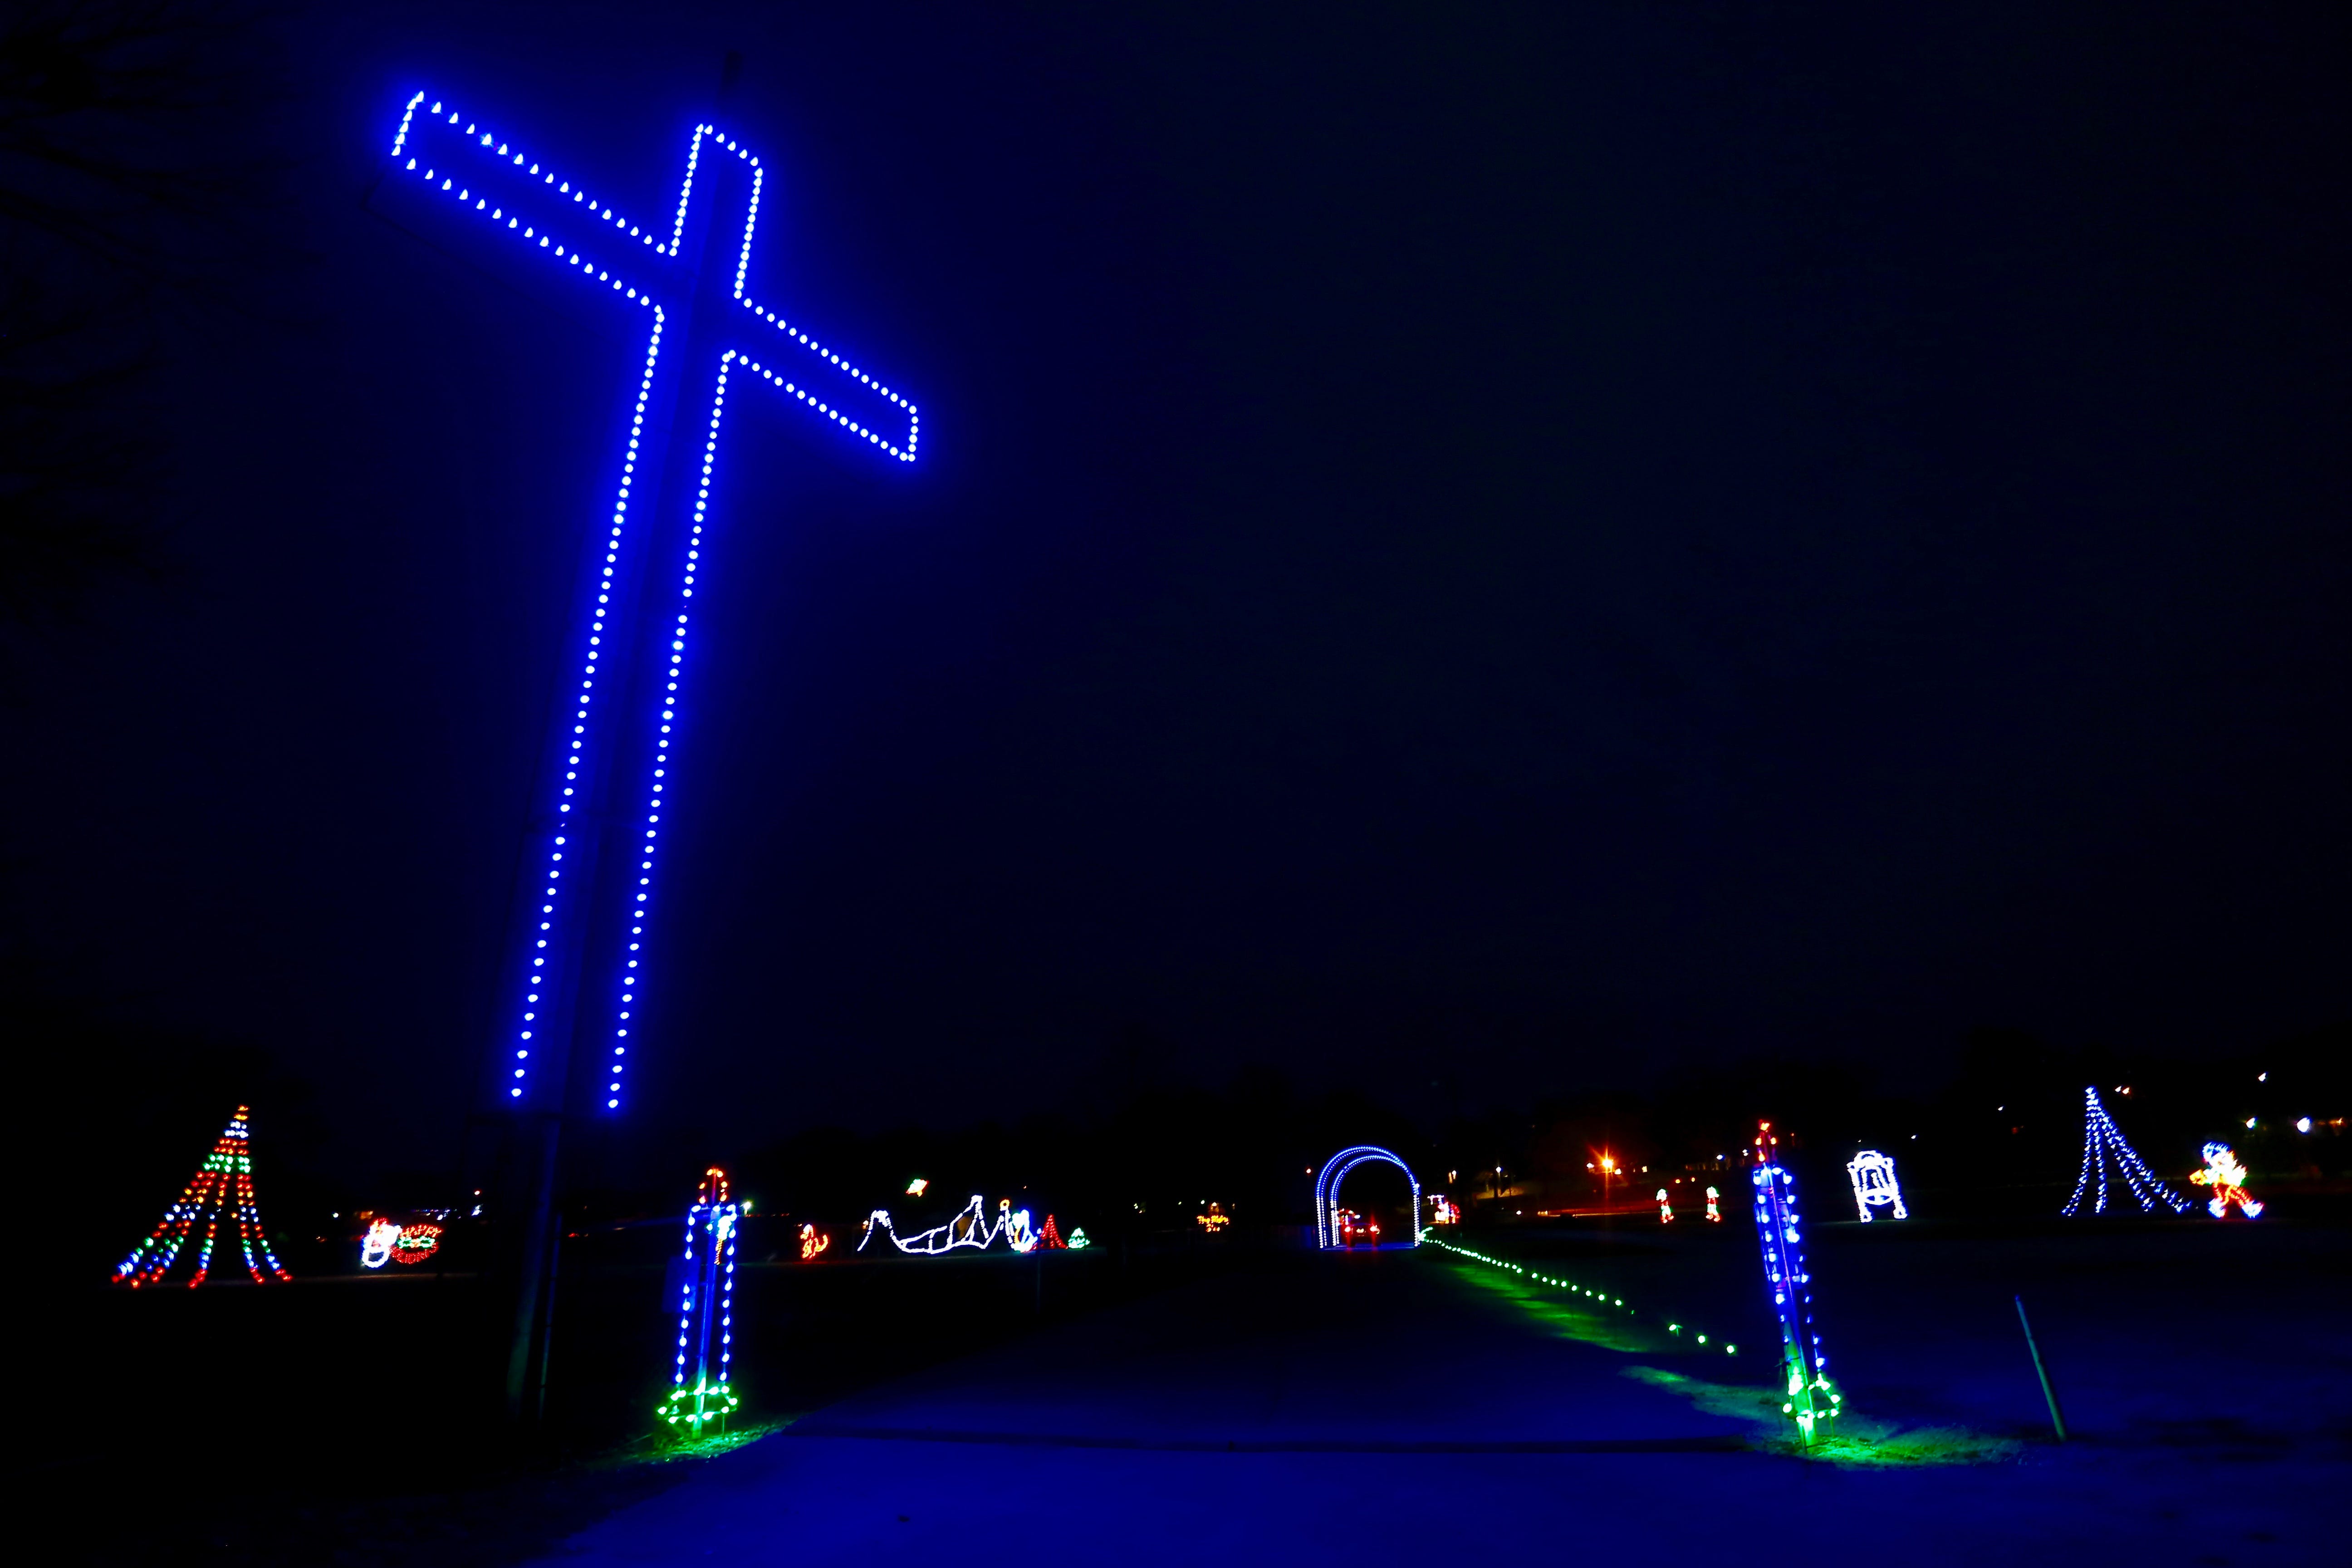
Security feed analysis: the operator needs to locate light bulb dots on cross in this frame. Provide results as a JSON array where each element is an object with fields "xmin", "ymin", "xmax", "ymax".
[{"xmin": 385, "ymin": 90, "xmax": 923, "ymax": 1112}]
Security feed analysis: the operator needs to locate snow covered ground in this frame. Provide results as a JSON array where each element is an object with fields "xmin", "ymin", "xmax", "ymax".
[{"xmin": 536, "ymin": 1220, "xmax": 2347, "ymax": 1565}]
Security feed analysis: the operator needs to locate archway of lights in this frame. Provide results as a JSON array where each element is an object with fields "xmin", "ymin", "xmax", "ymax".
[
  {"xmin": 377, "ymin": 91, "xmax": 919, "ymax": 1118},
  {"xmin": 1313, "ymin": 1146, "xmax": 1422, "ymax": 1249}
]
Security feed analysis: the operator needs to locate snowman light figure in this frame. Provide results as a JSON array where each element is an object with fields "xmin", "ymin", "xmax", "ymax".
[{"xmin": 2191, "ymin": 1143, "xmax": 2264, "ymax": 1219}]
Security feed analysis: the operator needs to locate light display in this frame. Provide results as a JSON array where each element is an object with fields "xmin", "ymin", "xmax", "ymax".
[
  {"xmin": 1067, "ymin": 1228, "xmax": 1091, "ymax": 1249},
  {"xmin": 1196, "ymin": 1203, "xmax": 1231, "ymax": 1234},
  {"xmin": 113, "ymin": 1106, "xmax": 293, "ymax": 1288},
  {"xmin": 2190, "ymin": 1143, "xmax": 2264, "ymax": 1219},
  {"xmin": 361, "ymin": 1219, "xmax": 401, "ymax": 1270},
  {"xmin": 390, "ymin": 1222, "xmax": 443, "ymax": 1265},
  {"xmin": 657, "ymin": 1167, "xmax": 741, "ymax": 1432},
  {"xmin": 798, "ymin": 1223, "xmax": 830, "ymax": 1261},
  {"xmin": 381, "ymin": 93, "xmax": 921, "ymax": 1115},
  {"xmin": 1705, "ymin": 1185, "xmax": 1720, "ymax": 1222},
  {"xmin": 1749, "ymin": 1122, "xmax": 1841, "ymax": 1445},
  {"xmin": 1844, "ymin": 1150, "xmax": 1909, "ymax": 1222},
  {"xmin": 1036, "ymin": 1214, "xmax": 1068, "ymax": 1250},
  {"xmin": 1312, "ymin": 1146, "xmax": 1423, "ymax": 1249},
  {"xmin": 2063, "ymin": 1088, "xmax": 2190, "ymax": 1216},
  {"xmin": 858, "ymin": 1195, "xmax": 1036, "ymax": 1255},
  {"xmin": 905, "ymin": 1178, "xmax": 929, "ymax": 1197},
  {"xmin": 1656, "ymin": 1188, "xmax": 1674, "ymax": 1223},
  {"xmin": 1427, "ymin": 1195, "xmax": 1460, "ymax": 1226},
  {"xmin": 1421, "ymin": 1235, "xmax": 1739, "ymax": 1358}
]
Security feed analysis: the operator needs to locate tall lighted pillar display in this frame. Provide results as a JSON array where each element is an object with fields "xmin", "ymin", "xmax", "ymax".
[
  {"xmin": 658, "ymin": 1167, "xmax": 741, "ymax": 1432},
  {"xmin": 1749, "ymin": 1122, "xmax": 1840, "ymax": 1443}
]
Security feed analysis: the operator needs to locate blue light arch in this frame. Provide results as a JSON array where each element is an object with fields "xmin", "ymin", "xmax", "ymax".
[{"xmin": 1314, "ymin": 1146, "xmax": 1422, "ymax": 1249}]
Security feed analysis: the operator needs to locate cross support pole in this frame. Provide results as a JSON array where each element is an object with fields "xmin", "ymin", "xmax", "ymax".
[
  {"xmin": 368, "ymin": 59, "xmax": 922, "ymax": 1428},
  {"xmin": 2014, "ymin": 1293, "xmax": 2068, "ymax": 1442}
]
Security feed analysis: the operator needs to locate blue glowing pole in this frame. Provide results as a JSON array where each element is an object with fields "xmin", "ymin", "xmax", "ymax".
[
  {"xmin": 1749, "ymin": 1122, "xmax": 1839, "ymax": 1444},
  {"xmin": 661, "ymin": 1168, "xmax": 742, "ymax": 1431}
]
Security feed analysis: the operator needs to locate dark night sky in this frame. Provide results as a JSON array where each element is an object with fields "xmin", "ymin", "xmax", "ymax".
[{"xmin": 8, "ymin": 3, "xmax": 2346, "ymax": 1181}]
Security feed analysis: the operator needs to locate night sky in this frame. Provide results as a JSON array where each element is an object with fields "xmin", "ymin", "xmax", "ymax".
[{"xmin": 8, "ymin": 3, "xmax": 2346, "ymax": 1184}]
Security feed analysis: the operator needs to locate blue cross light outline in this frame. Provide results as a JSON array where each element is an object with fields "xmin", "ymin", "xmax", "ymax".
[{"xmin": 386, "ymin": 92, "xmax": 921, "ymax": 1112}]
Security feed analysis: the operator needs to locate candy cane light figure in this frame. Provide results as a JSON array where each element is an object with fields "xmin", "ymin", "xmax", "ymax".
[
  {"xmin": 658, "ymin": 1167, "xmax": 741, "ymax": 1433},
  {"xmin": 1844, "ymin": 1150, "xmax": 1909, "ymax": 1222},
  {"xmin": 2190, "ymin": 1143, "xmax": 2264, "ymax": 1219}
]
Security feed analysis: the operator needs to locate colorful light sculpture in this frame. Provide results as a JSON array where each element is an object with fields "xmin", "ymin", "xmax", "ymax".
[
  {"xmin": 2190, "ymin": 1143, "xmax": 2264, "ymax": 1219},
  {"xmin": 657, "ymin": 1167, "xmax": 740, "ymax": 1432},
  {"xmin": 377, "ymin": 94, "xmax": 921, "ymax": 1117},
  {"xmin": 1067, "ymin": 1228, "xmax": 1091, "ymax": 1249},
  {"xmin": 1844, "ymin": 1150, "xmax": 1909, "ymax": 1222},
  {"xmin": 1313, "ymin": 1146, "xmax": 1423, "ymax": 1249},
  {"xmin": 1196, "ymin": 1202, "xmax": 1231, "ymax": 1234},
  {"xmin": 2063, "ymin": 1087, "xmax": 2190, "ymax": 1216},
  {"xmin": 798, "ymin": 1223, "xmax": 829, "ymax": 1261},
  {"xmin": 390, "ymin": 1222, "xmax": 443, "ymax": 1265},
  {"xmin": 113, "ymin": 1106, "xmax": 293, "ymax": 1288},
  {"xmin": 361, "ymin": 1218, "xmax": 401, "ymax": 1270},
  {"xmin": 1656, "ymin": 1187, "xmax": 1674, "ymax": 1223},
  {"xmin": 1749, "ymin": 1122, "xmax": 1840, "ymax": 1444},
  {"xmin": 1036, "ymin": 1214, "xmax": 1068, "ymax": 1250},
  {"xmin": 1705, "ymin": 1185, "xmax": 1721, "ymax": 1222}
]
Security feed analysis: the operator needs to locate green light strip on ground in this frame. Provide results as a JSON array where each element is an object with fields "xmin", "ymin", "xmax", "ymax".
[{"xmin": 1421, "ymin": 1234, "xmax": 1737, "ymax": 1357}]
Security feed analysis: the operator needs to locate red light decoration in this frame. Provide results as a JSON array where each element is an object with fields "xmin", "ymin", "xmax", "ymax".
[
  {"xmin": 390, "ymin": 1222, "xmax": 443, "ymax": 1265},
  {"xmin": 2191, "ymin": 1143, "xmax": 2264, "ymax": 1219},
  {"xmin": 113, "ymin": 1106, "xmax": 292, "ymax": 1288},
  {"xmin": 799, "ymin": 1222, "xmax": 830, "ymax": 1261}
]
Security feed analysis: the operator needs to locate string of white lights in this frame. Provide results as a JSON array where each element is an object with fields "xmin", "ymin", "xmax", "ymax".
[
  {"xmin": 1844, "ymin": 1150, "xmax": 1909, "ymax": 1221},
  {"xmin": 2062, "ymin": 1087, "xmax": 2188, "ymax": 1215},
  {"xmin": 857, "ymin": 1196, "xmax": 1040, "ymax": 1254}
]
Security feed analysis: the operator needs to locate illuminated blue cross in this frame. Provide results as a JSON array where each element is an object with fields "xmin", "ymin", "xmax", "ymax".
[{"xmin": 381, "ymin": 92, "xmax": 919, "ymax": 1114}]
